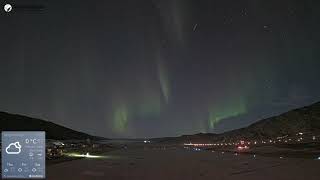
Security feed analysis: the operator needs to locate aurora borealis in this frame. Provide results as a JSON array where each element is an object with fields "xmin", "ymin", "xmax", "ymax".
[
  {"xmin": 208, "ymin": 97, "xmax": 247, "ymax": 129},
  {"xmin": 1, "ymin": 0, "xmax": 320, "ymax": 138},
  {"xmin": 157, "ymin": 57, "xmax": 170, "ymax": 104}
]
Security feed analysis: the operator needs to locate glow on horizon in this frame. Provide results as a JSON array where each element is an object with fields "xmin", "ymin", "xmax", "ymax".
[{"xmin": 64, "ymin": 152, "xmax": 105, "ymax": 159}]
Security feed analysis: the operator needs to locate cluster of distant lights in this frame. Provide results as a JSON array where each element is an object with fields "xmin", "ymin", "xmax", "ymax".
[
  {"xmin": 184, "ymin": 132, "xmax": 320, "ymax": 160},
  {"xmin": 184, "ymin": 132, "xmax": 318, "ymax": 147}
]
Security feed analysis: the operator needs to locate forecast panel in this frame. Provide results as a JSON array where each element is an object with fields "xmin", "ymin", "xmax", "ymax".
[{"xmin": 2, "ymin": 131, "xmax": 46, "ymax": 179}]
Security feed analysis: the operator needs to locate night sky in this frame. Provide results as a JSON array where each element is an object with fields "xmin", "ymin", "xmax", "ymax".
[{"xmin": 1, "ymin": 0, "xmax": 320, "ymax": 138}]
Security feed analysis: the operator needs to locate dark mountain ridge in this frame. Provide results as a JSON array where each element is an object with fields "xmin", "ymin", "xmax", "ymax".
[
  {"xmin": 219, "ymin": 101, "xmax": 320, "ymax": 140},
  {"xmin": 154, "ymin": 101, "xmax": 320, "ymax": 143},
  {"xmin": 0, "ymin": 111, "xmax": 104, "ymax": 140}
]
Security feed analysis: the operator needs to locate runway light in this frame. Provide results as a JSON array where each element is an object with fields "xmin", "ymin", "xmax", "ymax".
[
  {"xmin": 183, "ymin": 143, "xmax": 214, "ymax": 147},
  {"xmin": 237, "ymin": 145, "xmax": 249, "ymax": 150}
]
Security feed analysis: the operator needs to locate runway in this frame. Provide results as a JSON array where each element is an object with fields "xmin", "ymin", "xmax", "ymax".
[{"xmin": 46, "ymin": 148, "xmax": 320, "ymax": 180}]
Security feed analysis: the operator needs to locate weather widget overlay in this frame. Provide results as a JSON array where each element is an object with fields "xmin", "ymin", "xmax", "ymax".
[{"xmin": 2, "ymin": 131, "xmax": 45, "ymax": 179}]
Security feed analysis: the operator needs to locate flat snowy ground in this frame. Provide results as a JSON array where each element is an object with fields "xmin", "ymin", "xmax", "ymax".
[{"xmin": 47, "ymin": 148, "xmax": 320, "ymax": 180}]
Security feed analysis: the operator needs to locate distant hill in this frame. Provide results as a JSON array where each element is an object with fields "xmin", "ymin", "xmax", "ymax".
[
  {"xmin": 0, "ymin": 111, "xmax": 105, "ymax": 140},
  {"xmin": 218, "ymin": 101, "xmax": 320, "ymax": 141},
  {"xmin": 154, "ymin": 101, "xmax": 320, "ymax": 143}
]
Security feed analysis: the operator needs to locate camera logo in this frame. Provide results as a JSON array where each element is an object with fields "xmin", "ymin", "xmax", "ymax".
[{"xmin": 4, "ymin": 4, "xmax": 12, "ymax": 12}]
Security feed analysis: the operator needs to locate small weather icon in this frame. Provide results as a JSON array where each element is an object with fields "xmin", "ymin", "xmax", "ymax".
[{"xmin": 6, "ymin": 142, "xmax": 22, "ymax": 154}]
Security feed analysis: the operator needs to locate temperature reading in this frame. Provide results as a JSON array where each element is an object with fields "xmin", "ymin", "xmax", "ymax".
[
  {"xmin": 25, "ymin": 139, "xmax": 39, "ymax": 144},
  {"xmin": 2, "ymin": 131, "xmax": 45, "ymax": 179}
]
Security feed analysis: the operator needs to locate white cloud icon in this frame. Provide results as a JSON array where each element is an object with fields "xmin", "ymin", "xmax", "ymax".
[{"xmin": 6, "ymin": 142, "xmax": 22, "ymax": 154}]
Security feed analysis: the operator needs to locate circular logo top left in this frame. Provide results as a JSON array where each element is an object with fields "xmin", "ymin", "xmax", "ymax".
[{"xmin": 4, "ymin": 4, "xmax": 13, "ymax": 12}]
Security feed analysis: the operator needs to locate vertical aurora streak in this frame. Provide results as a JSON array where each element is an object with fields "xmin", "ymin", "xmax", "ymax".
[
  {"xmin": 157, "ymin": 58, "xmax": 170, "ymax": 103},
  {"xmin": 113, "ymin": 104, "xmax": 128, "ymax": 133}
]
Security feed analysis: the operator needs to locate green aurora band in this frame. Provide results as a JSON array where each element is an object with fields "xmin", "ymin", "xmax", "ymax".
[
  {"xmin": 208, "ymin": 99, "xmax": 247, "ymax": 129},
  {"xmin": 113, "ymin": 104, "xmax": 128, "ymax": 133},
  {"xmin": 112, "ymin": 95, "xmax": 161, "ymax": 134}
]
